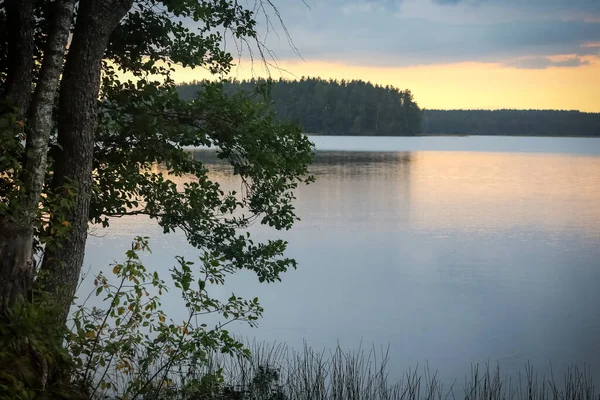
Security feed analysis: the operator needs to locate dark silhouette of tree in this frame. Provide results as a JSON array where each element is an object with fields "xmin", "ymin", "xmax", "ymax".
[{"xmin": 178, "ymin": 78, "xmax": 424, "ymax": 136}]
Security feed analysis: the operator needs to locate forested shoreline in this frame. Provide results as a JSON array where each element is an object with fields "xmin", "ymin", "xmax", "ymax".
[
  {"xmin": 178, "ymin": 78, "xmax": 424, "ymax": 136},
  {"xmin": 422, "ymin": 109, "xmax": 600, "ymax": 137},
  {"xmin": 177, "ymin": 79, "xmax": 600, "ymax": 137}
]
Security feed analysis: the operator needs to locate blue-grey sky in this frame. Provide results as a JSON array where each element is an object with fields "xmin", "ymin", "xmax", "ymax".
[{"xmin": 252, "ymin": 0, "xmax": 600, "ymax": 69}]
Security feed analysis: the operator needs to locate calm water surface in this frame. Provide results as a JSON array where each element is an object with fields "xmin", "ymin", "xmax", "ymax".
[{"xmin": 85, "ymin": 136, "xmax": 600, "ymax": 384}]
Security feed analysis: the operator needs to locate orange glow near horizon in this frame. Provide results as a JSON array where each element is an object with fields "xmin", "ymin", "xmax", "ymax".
[{"xmin": 171, "ymin": 56, "xmax": 600, "ymax": 112}]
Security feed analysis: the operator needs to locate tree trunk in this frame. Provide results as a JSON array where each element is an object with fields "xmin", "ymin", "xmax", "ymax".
[
  {"xmin": 0, "ymin": 221, "xmax": 35, "ymax": 312},
  {"xmin": 0, "ymin": 0, "xmax": 76, "ymax": 315},
  {"xmin": 3, "ymin": 0, "xmax": 34, "ymax": 116},
  {"xmin": 21, "ymin": 0, "xmax": 75, "ymax": 216},
  {"xmin": 38, "ymin": 0, "xmax": 133, "ymax": 323},
  {"xmin": 0, "ymin": 0, "xmax": 36, "ymax": 313},
  {"xmin": 0, "ymin": 0, "xmax": 75, "ymax": 314}
]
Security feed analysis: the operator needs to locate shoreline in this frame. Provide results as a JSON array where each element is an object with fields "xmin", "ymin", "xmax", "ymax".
[{"xmin": 306, "ymin": 133, "xmax": 600, "ymax": 139}]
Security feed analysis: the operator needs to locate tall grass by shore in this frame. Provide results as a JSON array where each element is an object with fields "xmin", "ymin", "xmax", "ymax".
[{"xmin": 133, "ymin": 341, "xmax": 598, "ymax": 400}]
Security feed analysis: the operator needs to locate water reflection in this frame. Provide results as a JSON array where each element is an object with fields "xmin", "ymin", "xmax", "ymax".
[
  {"xmin": 310, "ymin": 151, "xmax": 412, "ymax": 179},
  {"xmin": 408, "ymin": 151, "xmax": 600, "ymax": 236},
  {"xmin": 189, "ymin": 149, "xmax": 600, "ymax": 240},
  {"xmin": 87, "ymin": 142, "xmax": 600, "ymax": 386},
  {"xmin": 189, "ymin": 149, "xmax": 413, "ymax": 178}
]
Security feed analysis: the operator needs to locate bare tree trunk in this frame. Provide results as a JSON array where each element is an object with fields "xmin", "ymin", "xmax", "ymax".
[
  {"xmin": 21, "ymin": 0, "xmax": 75, "ymax": 216},
  {"xmin": 38, "ymin": 0, "xmax": 133, "ymax": 323},
  {"xmin": 3, "ymin": 0, "xmax": 34, "ymax": 116},
  {"xmin": 0, "ymin": 0, "xmax": 76, "ymax": 314}
]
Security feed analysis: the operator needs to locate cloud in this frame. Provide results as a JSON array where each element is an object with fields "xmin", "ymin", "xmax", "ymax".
[
  {"xmin": 433, "ymin": 0, "xmax": 465, "ymax": 4},
  {"xmin": 269, "ymin": 15, "xmax": 600, "ymax": 66},
  {"xmin": 429, "ymin": 0, "xmax": 600, "ymax": 22},
  {"xmin": 431, "ymin": 0, "xmax": 600, "ymax": 10},
  {"xmin": 225, "ymin": 0, "xmax": 600, "ymax": 68},
  {"xmin": 505, "ymin": 56, "xmax": 590, "ymax": 69},
  {"xmin": 341, "ymin": 1, "xmax": 397, "ymax": 14}
]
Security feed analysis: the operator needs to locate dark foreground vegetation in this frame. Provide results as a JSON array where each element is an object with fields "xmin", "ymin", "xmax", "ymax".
[
  {"xmin": 1, "ymin": 0, "xmax": 313, "ymax": 398},
  {"xmin": 178, "ymin": 81, "xmax": 600, "ymax": 137},
  {"xmin": 148, "ymin": 342, "xmax": 599, "ymax": 400}
]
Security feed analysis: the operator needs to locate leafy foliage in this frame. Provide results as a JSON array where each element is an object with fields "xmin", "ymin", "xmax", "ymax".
[
  {"xmin": 0, "ymin": 104, "xmax": 25, "ymax": 216},
  {"xmin": 73, "ymin": 0, "xmax": 315, "ymax": 287},
  {"xmin": 1, "ymin": 0, "xmax": 314, "ymax": 396},
  {"xmin": 1, "ymin": 0, "xmax": 315, "ymax": 273},
  {"xmin": 68, "ymin": 237, "xmax": 268, "ymax": 399},
  {"xmin": 91, "ymin": 78, "xmax": 314, "ymax": 284},
  {"xmin": 0, "ymin": 293, "xmax": 73, "ymax": 400},
  {"xmin": 1, "ymin": 0, "xmax": 315, "ymax": 291}
]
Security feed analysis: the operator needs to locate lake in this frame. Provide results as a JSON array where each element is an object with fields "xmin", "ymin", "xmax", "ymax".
[{"xmin": 84, "ymin": 135, "xmax": 600, "ymax": 385}]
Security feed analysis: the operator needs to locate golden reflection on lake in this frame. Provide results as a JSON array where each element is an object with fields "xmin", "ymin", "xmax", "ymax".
[{"xmin": 408, "ymin": 151, "xmax": 600, "ymax": 237}]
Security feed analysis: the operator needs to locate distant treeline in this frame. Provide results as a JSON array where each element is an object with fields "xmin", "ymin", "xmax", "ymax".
[
  {"xmin": 177, "ymin": 78, "xmax": 423, "ymax": 136},
  {"xmin": 422, "ymin": 109, "xmax": 600, "ymax": 137},
  {"xmin": 176, "ymin": 79, "xmax": 600, "ymax": 137}
]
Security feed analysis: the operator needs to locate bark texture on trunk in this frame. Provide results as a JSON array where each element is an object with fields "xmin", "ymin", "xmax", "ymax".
[
  {"xmin": 3, "ymin": 0, "xmax": 34, "ymax": 116},
  {"xmin": 0, "ymin": 221, "xmax": 34, "ymax": 312},
  {"xmin": 38, "ymin": 0, "xmax": 133, "ymax": 323},
  {"xmin": 0, "ymin": 0, "xmax": 36, "ymax": 313},
  {"xmin": 21, "ymin": 0, "xmax": 76, "ymax": 216},
  {"xmin": 0, "ymin": 0, "xmax": 75, "ymax": 314}
]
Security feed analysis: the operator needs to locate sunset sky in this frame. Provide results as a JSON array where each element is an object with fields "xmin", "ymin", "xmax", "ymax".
[{"xmin": 177, "ymin": 0, "xmax": 600, "ymax": 112}]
